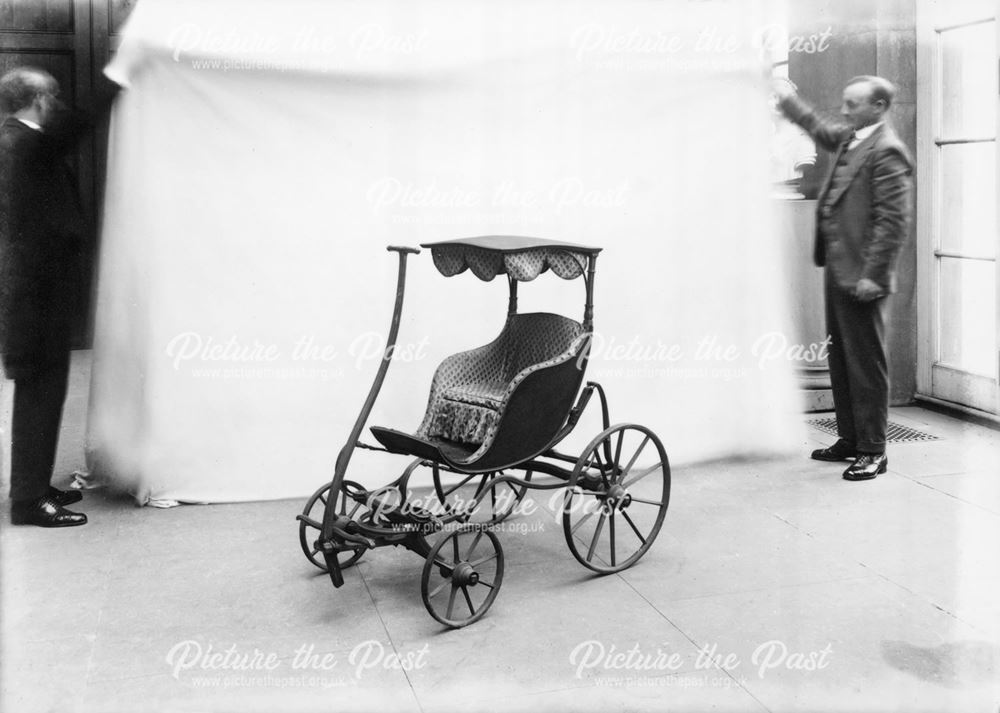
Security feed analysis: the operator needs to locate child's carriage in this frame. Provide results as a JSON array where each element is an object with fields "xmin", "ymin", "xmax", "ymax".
[{"xmin": 297, "ymin": 236, "xmax": 670, "ymax": 627}]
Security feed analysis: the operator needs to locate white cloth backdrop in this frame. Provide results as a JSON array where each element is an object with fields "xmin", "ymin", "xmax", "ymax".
[{"xmin": 88, "ymin": 0, "xmax": 804, "ymax": 503}]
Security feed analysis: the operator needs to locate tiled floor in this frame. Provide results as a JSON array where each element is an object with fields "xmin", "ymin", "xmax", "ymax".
[{"xmin": 1, "ymin": 354, "xmax": 998, "ymax": 712}]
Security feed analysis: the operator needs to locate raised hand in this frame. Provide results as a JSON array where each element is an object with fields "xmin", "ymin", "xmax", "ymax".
[
  {"xmin": 771, "ymin": 77, "xmax": 797, "ymax": 102},
  {"xmin": 853, "ymin": 278, "xmax": 884, "ymax": 302}
]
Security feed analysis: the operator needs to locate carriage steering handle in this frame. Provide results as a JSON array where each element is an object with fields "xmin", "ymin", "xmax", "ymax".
[{"xmin": 320, "ymin": 245, "xmax": 417, "ymax": 550}]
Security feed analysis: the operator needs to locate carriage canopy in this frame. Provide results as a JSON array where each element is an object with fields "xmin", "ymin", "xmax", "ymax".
[{"xmin": 421, "ymin": 236, "xmax": 602, "ymax": 282}]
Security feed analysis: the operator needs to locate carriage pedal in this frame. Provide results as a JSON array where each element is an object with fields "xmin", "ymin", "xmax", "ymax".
[
  {"xmin": 342, "ymin": 480, "xmax": 371, "ymax": 506},
  {"xmin": 296, "ymin": 514, "xmax": 321, "ymax": 529},
  {"xmin": 318, "ymin": 527, "xmax": 377, "ymax": 553}
]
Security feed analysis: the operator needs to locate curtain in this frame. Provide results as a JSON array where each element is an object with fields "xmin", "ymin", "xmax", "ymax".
[{"xmin": 88, "ymin": 0, "xmax": 802, "ymax": 503}]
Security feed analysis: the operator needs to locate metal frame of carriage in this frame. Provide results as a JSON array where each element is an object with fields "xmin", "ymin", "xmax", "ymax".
[{"xmin": 297, "ymin": 236, "xmax": 671, "ymax": 628}]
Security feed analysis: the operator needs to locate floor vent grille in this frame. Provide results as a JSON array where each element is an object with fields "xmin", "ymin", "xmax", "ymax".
[{"xmin": 807, "ymin": 418, "xmax": 942, "ymax": 443}]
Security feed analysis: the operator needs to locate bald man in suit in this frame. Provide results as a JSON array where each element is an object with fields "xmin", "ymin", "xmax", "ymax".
[
  {"xmin": 774, "ymin": 75, "xmax": 913, "ymax": 481},
  {"xmin": 1, "ymin": 67, "xmax": 91, "ymax": 526}
]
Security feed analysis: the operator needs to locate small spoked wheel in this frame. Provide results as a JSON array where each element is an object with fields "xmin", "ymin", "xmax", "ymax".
[
  {"xmin": 421, "ymin": 526, "xmax": 505, "ymax": 628},
  {"xmin": 298, "ymin": 480, "xmax": 370, "ymax": 571},
  {"xmin": 562, "ymin": 424, "xmax": 670, "ymax": 574},
  {"xmin": 433, "ymin": 466, "xmax": 532, "ymax": 525}
]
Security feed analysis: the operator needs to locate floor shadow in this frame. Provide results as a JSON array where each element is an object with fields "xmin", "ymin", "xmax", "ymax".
[{"xmin": 882, "ymin": 639, "xmax": 1000, "ymax": 688}]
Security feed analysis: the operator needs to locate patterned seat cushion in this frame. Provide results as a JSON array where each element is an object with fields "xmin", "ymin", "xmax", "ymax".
[
  {"xmin": 417, "ymin": 313, "xmax": 585, "ymax": 449},
  {"xmin": 427, "ymin": 381, "xmax": 508, "ymax": 443},
  {"xmin": 442, "ymin": 381, "xmax": 507, "ymax": 409},
  {"xmin": 425, "ymin": 399, "xmax": 500, "ymax": 444}
]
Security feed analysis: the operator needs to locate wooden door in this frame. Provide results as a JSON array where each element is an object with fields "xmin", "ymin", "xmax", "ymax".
[{"xmin": 916, "ymin": 0, "xmax": 999, "ymax": 416}]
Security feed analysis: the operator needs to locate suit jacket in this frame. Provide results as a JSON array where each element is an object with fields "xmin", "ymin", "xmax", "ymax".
[
  {"xmin": 0, "ymin": 114, "xmax": 88, "ymax": 373},
  {"xmin": 779, "ymin": 94, "xmax": 913, "ymax": 294}
]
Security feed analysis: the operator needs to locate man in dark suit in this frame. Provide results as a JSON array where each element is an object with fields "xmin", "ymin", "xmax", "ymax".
[
  {"xmin": 774, "ymin": 75, "xmax": 913, "ymax": 481},
  {"xmin": 1, "ymin": 67, "xmax": 91, "ymax": 526}
]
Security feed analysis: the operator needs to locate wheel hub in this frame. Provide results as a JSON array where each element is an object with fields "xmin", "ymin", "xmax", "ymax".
[
  {"xmin": 450, "ymin": 562, "xmax": 480, "ymax": 587},
  {"xmin": 578, "ymin": 468, "xmax": 606, "ymax": 491},
  {"xmin": 603, "ymin": 484, "xmax": 632, "ymax": 511}
]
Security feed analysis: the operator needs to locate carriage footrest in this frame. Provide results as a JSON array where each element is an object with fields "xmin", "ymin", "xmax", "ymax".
[{"xmin": 370, "ymin": 426, "xmax": 478, "ymax": 465}]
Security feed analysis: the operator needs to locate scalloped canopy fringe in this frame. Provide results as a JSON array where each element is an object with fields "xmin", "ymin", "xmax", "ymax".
[{"xmin": 429, "ymin": 245, "xmax": 588, "ymax": 281}]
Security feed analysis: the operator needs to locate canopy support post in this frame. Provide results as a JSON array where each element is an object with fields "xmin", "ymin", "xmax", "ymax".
[
  {"xmin": 583, "ymin": 254, "xmax": 597, "ymax": 331},
  {"xmin": 507, "ymin": 275, "xmax": 518, "ymax": 317}
]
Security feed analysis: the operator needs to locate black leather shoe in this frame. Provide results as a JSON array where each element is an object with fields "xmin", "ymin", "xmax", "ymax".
[
  {"xmin": 843, "ymin": 453, "xmax": 888, "ymax": 481},
  {"xmin": 49, "ymin": 487, "xmax": 83, "ymax": 506},
  {"xmin": 10, "ymin": 496, "xmax": 88, "ymax": 527},
  {"xmin": 811, "ymin": 439, "xmax": 856, "ymax": 462}
]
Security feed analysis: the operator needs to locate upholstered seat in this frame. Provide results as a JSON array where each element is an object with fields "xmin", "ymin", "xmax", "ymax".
[
  {"xmin": 371, "ymin": 311, "xmax": 588, "ymax": 470},
  {"xmin": 442, "ymin": 381, "xmax": 507, "ymax": 409},
  {"xmin": 419, "ymin": 312, "xmax": 584, "ymax": 442}
]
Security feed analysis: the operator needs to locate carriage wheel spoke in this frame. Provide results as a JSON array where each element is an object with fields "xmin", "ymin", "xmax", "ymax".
[
  {"xmin": 462, "ymin": 586, "xmax": 476, "ymax": 615},
  {"xmin": 620, "ymin": 436, "xmax": 650, "ymax": 483},
  {"xmin": 609, "ymin": 513, "xmax": 617, "ymax": 566},
  {"xmin": 432, "ymin": 553, "xmax": 456, "ymax": 571},
  {"xmin": 444, "ymin": 473, "xmax": 479, "ymax": 498},
  {"xmin": 347, "ymin": 500, "xmax": 362, "ymax": 519},
  {"xmin": 629, "ymin": 496, "xmax": 665, "ymax": 507},
  {"xmin": 622, "ymin": 462, "xmax": 659, "ymax": 489},
  {"xmin": 586, "ymin": 512, "xmax": 608, "ymax": 562},
  {"xmin": 429, "ymin": 579, "xmax": 450, "ymax": 599},
  {"xmin": 495, "ymin": 482, "xmax": 518, "ymax": 513},
  {"xmin": 465, "ymin": 531, "xmax": 484, "ymax": 561},
  {"xmin": 570, "ymin": 499, "xmax": 600, "ymax": 534},
  {"xmin": 469, "ymin": 552, "xmax": 498, "ymax": 568},
  {"xmin": 613, "ymin": 431, "xmax": 625, "ymax": 478},
  {"xmin": 592, "ymin": 449, "xmax": 610, "ymax": 488},
  {"xmin": 446, "ymin": 585, "xmax": 458, "ymax": 619},
  {"xmin": 620, "ymin": 510, "xmax": 647, "ymax": 545},
  {"xmin": 478, "ymin": 579, "xmax": 495, "ymax": 590}
]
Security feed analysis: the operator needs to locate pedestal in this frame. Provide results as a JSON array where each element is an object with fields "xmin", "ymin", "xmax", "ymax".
[{"xmin": 774, "ymin": 197, "xmax": 833, "ymax": 412}]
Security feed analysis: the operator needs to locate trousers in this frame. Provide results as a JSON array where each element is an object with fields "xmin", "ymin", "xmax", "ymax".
[
  {"xmin": 824, "ymin": 270, "xmax": 889, "ymax": 453},
  {"xmin": 7, "ymin": 353, "xmax": 71, "ymax": 502}
]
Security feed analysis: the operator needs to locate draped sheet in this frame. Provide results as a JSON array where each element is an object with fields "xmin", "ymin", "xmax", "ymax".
[{"xmin": 88, "ymin": 0, "xmax": 802, "ymax": 503}]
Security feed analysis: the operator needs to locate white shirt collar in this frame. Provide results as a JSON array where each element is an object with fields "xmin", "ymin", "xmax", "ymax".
[
  {"xmin": 853, "ymin": 121, "xmax": 883, "ymax": 142},
  {"xmin": 16, "ymin": 117, "xmax": 43, "ymax": 132}
]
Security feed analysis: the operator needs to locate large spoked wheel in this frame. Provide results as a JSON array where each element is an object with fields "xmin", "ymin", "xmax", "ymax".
[
  {"xmin": 421, "ymin": 526, "xmax": 504, "ymax": 628},
  {"xmin": 432, "ymin": 466, "xmax": 533, "ymax": 525},
  {"xmin": 298, "ymin": 481, "xmax": 370, "ymax": 571},
  {"xmin": 562, "ymin": 424, "xmax": 670, "ymax": 574}
]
